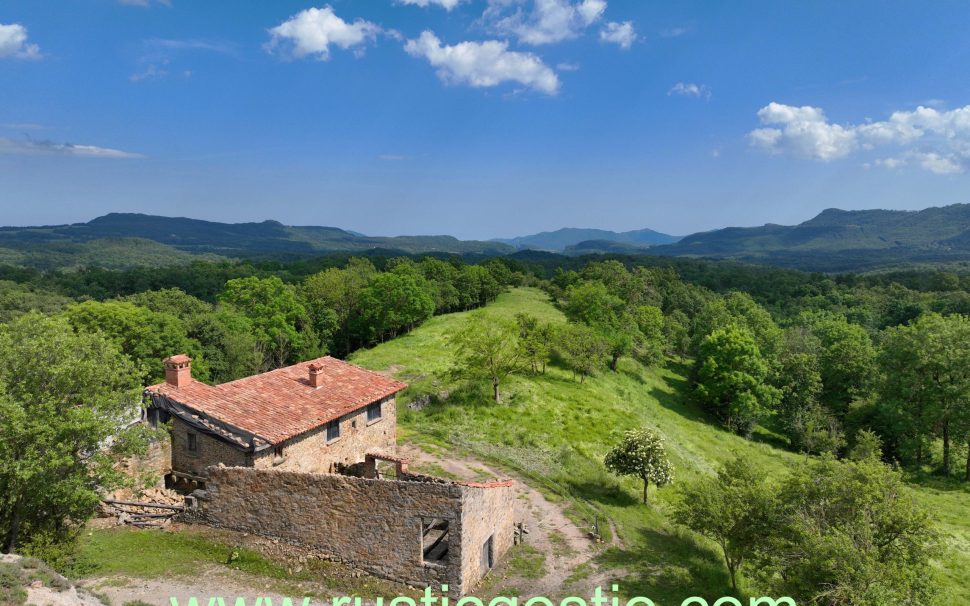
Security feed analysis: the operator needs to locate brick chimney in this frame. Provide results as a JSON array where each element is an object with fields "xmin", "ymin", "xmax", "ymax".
[
  {"xmin": 308, "ymin": 362, "xmax": 324, "ymax": 389},
  {"xmin": 163, "ymin": 354, "xmax": 192, "ymax": 388}
]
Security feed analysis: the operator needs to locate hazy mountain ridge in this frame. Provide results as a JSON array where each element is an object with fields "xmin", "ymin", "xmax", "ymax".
[
  {"xmin": 648, "ymin": 203, "xmax": 970, "ymax": 270},
  {"xmin": 0, "ymin": 213, "xmax": 514, "ymax": 259},
  {"xmin": 494, "ymin": 226, "xmax": 682, "ymax": 251}
]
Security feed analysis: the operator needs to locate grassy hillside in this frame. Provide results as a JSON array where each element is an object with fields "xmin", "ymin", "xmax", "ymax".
[{"xmin": 351, "ymin": 288, "xmax": 970, "ymax": 603}]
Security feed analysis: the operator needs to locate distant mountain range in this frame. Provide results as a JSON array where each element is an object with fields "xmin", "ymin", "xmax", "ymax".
[
  {"xmin": 4, "ymin": 205, "xmax": 970, "ymax": 273},
  {"xmin": 649, "ymin": 203, "xmax": 970, "ymax": 271},
  {"xmin": 0, "ymin": 213, "xmax": 513, "ymax": 265},
  {"xmin": 493, "ymin": 227, "xmax": 682, "ymax": 252}
]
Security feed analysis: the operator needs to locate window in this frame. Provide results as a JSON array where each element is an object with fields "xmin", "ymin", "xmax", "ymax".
[
  {"xmin": 482, "ymin": 535, "xmax": 494, "ymax": 571},
  {"xmin": 421, "ymin": 518, "xmax": 450, "ymax": 564},
  {"xmin": 187, "ymin": 432, "xmax": 198, "ymax": 453},
  {"xmin": 326, "ymin": 420, "xmax": 341, "ymax": 442},
  {"xmin": 367, "ymin": 402, "xmax": 382, "ymax": 422}
]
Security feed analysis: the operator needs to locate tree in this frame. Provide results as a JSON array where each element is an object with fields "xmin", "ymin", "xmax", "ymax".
[
  {"xmin": 811, "ymin": 317, "xmax": 876, "ymax": 416},
  {"xmin": 604, "ymin": 428, "xmax": 673, "ymax": 504},
  {"xmin": 694, "ymin": 325, "xmax": 781, "ymax": 435},
  {"xmin": 63, "ymin": 300, "xmax": 209, "ymax": 384},
  {"xmin": 632, "ymin": 305, "xmax": 666, "ymax": 366},
  {"xmin": 878, "ymin": 313, "xmax": 970, "ymax": 474},
  {"xmin": 775, "ymin": 328, "xmax": 831, "ymax": 451},
  {"xmin": 356, "ymin": 271, "xmax": 435, "ymax": 343},
  {"xmin": 0, "ymin": 314, "xmax": 149, "ymax": 554},
  {"xmin": 555, "ymin": 323, "xmax": 609, "ymax": 383},
  {"xmin": 220, "ymin": 276, "xmax": 315, "ymax": 368},
  {"xmin": 848, "ymin": 429, "xmax": 883, "ymax": 461},
  {"xmin": 515, "ymin": 313, "xmax": 552, "ymax": 375},
  {"xmin": 756, "ymin": 456, "xmax": 939, "ymax": 605},
  {"xmin": 673, "ymin": 456, "xmax": 779, "ymax": 591},
  {"xmin": 300, "ymin": 259, "xmax": 376, "ymax": 354},
  {"xmin": 451, "ymin": 313, "xmax": 521, "ymax": 403},
  {"xmin": 663, "ymin": 309, "xmax": 691, "ymax": 358},
  {"xmin": 692, "ymin": 292, "xmax": 781, "ymax": 359}
]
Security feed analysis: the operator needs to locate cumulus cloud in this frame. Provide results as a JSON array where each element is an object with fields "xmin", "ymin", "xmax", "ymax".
[
  {"xmin": 398, "ymin": 0, "xmax": 464, "ymax": 9},
  {"xmin": 0, "ymin": 137, "xmax": 144, "ymax": 159},
  {"xmin": 404, "ymin": 31, "xmax": 560, "ymax": 95},
  {"xmin": 265, "ymin": 6, "xmax": 382, "ymax": 61},
  {"xmin": 0, "ymin": 23, "xmax": 41, "ymax": 60},
  {"xmin": 749, "ymin": 101, "xmax": 970, "ymax": 173},
  {"xmin": 484, "ymin": 0, "xmax": 607, "ymax": 45},
  {"xmin": 599, "ymin": 21, "xmax": 636, "ymax": 49},
  {"xmin": 668, "ymin": 82, "xmax": 710, "ymax": 100}
]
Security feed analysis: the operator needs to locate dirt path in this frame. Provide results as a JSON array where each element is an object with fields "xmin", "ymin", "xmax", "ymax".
[{"xmin": 399, "ymin": 444, "xmax": 619, "ymax": 598}]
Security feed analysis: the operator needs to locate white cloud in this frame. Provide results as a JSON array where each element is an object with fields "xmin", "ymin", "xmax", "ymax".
[
  {"xmin": 668, "ymin": 82, "xmax": 710, "ymax": 100},
  {"xmin": 0, "ymin": 23, "xmax": 41, "ymax": 60},
  {"xmin": 398, "ymin": 0, "xmax": 464, "ymax": 9},
  {"xmin": 599, "ymin": 21, "xmax": 636, "ymax": 49},
  {"xmin": 117, "ymin": 0, "xmax": 171, "ymax": 6},
  {"xmin": 0, "ymin": 137, "xmax": 144, "ymax": 159},
  {"xmin": 0, "ymin": 123, "xmax": 46, "ymax": 130},
  {"xmin": 129, "ymin": 64, "xmax": 169, "ymax": 82},
  {"xmin": 556, "ymin": 61, "xmax": 580, "ymax": 71},
  {"xmin": 484, "ymin": 0, "xmax": 607, "ymax": 45},
  {"xmin": 265, "ymin": 6, "xmax": 382, "ymax": 61},
  {"xmin": 404, "ymin": 31, "xmax": 560, "ymax": 95},
  {"xmin": 146, "ymin": 38, "xmax": 236, "ymax": 55},
  {"xmin": 660, "ymin": 26, "xmax": 689, "ymax": 38},
  {"xmin": 749, "ymin": 101, "xmax": 970, "ymax": 173}
]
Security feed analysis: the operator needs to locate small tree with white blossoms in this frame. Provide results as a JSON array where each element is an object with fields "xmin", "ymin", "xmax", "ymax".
[{"xmin": 604, "ymin": 428, "xmax": 674, "ymax": 504}]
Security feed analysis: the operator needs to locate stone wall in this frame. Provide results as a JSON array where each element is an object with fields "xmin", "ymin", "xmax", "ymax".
[
  {"xmin": 199, "ymin": 465, "xmax": 515, "ymax": 595},
  {"xmin": 253, "ymin": 396, "xmax": 397, "ymax": 474},
  {"xmin": 171, "ymin": 417, "xmax": 248, "ymax": 476},
  {"xmin": 170, "ymin": 398, "xmax": 396, "ymax": 477},
  {"xmin": 115, "ymin": 437, "xmax": 171, "ymax": 488},
  {"xmin": 459, "ymin": 481, "xmax": 516, "ymax": 590},
  {"xmin": 171, "ymin": 398, "xmax": 397, "ymax": 476}
]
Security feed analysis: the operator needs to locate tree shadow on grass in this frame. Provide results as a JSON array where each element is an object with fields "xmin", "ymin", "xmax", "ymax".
[
  {"xmin": 565, "ymin": 477, "xmax": 641, "ymax": 508},
  {"xmin": 904, "ymin": 469, "xmax": 970, "ymax": 494},
  {"xmin": 596, "ymin": 525, "xmax": 743, "ymax": 605}
]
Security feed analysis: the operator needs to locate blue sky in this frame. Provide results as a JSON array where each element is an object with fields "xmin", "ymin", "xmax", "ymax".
[{"xmin": 2, "ymin": 1, "xmax": 970, "ymax": 239}]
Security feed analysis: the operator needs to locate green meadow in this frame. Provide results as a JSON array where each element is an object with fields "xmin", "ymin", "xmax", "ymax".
[{"xmin": 351, "ymin": 287, "xmax": 970, "ymax": 604}]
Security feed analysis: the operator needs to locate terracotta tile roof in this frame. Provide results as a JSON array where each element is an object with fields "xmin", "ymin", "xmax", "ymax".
[{"xmin": 146, "ymin": 356, "xmax": 406, "ymax": 445}]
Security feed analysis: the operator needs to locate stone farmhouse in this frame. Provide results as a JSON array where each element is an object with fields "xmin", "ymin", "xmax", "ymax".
[{"xmin": 143, "ymin": 354, "xmax": 516, "ymax": 595}]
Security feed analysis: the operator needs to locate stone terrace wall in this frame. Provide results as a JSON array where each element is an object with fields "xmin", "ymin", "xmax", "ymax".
[{"xmin": 201, "ymin": 466, "xmax": 465, "ymax": 591}]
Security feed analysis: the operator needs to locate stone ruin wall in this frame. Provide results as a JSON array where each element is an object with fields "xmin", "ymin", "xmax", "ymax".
[{"xmin": 198, "ymin": 466, "xmax": 515, "ymax": 594}]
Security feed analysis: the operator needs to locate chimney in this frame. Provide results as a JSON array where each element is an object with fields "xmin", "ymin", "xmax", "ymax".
[
  {"xmin": 308, "ymin": 362, "xmax": 324, "ymax": 389},
  {"xmin": 164, "ymin": 354, "xmax": 193, "ymax": 388}
]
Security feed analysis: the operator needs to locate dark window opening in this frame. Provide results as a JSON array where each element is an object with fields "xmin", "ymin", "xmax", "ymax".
[
  {"xmin": 421, "ymin": 518, "xmax": 450, "ymax": 564},
  {"xmin": 367, "ymin": 402, "xmax": 382, "ymax": 422},
  {"xmin": 326, "ymin": 420, "xmax": 341, "ymax": 442},
  {"xmin": 482, "ymin": 535, "xmax": 494, "ymax": 571},
  {"xmin": 187, "ymin": 432, "xmax": 198, "ymax": 453}
]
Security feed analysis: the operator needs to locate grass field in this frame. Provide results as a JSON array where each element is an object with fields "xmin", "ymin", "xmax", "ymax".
[{"xmin": 351, "ymin": 287, "xmax": 970, "ymax": 604}]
